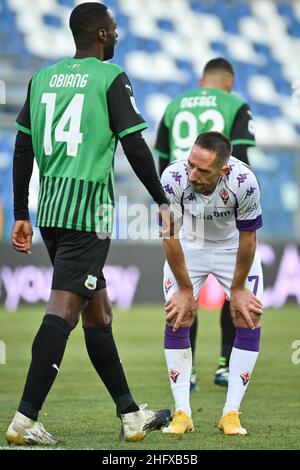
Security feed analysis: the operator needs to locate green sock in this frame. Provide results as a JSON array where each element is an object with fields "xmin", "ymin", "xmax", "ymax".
[{"xmin": 218, "ymin": 356, "xmax": 227, "ymax": 367}]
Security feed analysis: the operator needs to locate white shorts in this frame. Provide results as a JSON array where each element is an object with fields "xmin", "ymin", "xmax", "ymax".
[{"xmin": 163, "ymin": 247, "xmax": 263, "ymax": 302}]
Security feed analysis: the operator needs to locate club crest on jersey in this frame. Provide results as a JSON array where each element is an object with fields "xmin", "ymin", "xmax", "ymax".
[
  {"xmin": 219, "ymin": 189, "xmax": 229, "ymax": 205},
  {"xmin": 85, "ymin": 275, "xmax": 97, "ymax": 290},
  {"xmin": 169, "ymin": 369, "xmax": 180, "ymax": 383},
  {"xmin": 164, "ymin": 278, "xmax": 173, "ymax": 294},
  {"xmin": 240, "ymin": 371, "xmax": 251, "ymax": 386}
]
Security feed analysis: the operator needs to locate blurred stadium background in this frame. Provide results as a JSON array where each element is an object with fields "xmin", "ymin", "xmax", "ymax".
[
  {"xmin": 0, "ymin": 0, "xmax": 300, "ymax": 310},
  {"xmin": 0, "ymin": 0, "xmax": 300, "ymax": 451}
]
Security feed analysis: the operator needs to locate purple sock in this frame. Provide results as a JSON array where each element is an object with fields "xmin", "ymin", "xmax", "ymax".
[
  {"xmin": 234, "ymin": 327, "xmax": 261, "ymax": 352},
  {"xmin": 164, "ymin": 324, "xmax": 190, "ymax": 349}
]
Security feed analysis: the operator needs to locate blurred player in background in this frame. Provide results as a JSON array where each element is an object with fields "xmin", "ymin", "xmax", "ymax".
[
  {"xmin": 6, "ymin": 2, "xmax": 195, "ymax": 446},
  {"xmin": 155, "ymin": 58, "xmax": 255, "ymax": 389},
  {"xmin": 161, "ymin": 131, "xmax": 263, "ymax": 435}
]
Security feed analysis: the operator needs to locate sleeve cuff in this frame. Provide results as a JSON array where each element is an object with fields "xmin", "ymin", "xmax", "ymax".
[
  {"xmin": 231, "ymin": 139, "xmax": 255, "ymax": 146},
  {"xmin": 236, "ymin": 214, "xmax": 263, "ymax": 231},
  {"xmin": 14, "ymin": 212, "xmax": 30, "ymax": 221},
  {"xmin": 118, "ymin": 122, "xmax": 148, "ymax": 139},
  {"xmin": 15, "ymin": 122, "xmax": 32, "ymax": 135}
]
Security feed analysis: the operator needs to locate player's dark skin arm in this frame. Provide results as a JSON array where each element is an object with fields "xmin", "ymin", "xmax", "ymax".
[{"xmin": 230, "ymin": 230, "xmax": 263, "ymax": 329}]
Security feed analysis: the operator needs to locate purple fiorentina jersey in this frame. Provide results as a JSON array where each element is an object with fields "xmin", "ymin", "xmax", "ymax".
[{"xmin": 161, "ymin": 156, "xmax": 262, "ymax": 249}]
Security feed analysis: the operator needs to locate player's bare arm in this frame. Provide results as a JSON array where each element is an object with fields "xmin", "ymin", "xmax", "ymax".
[
  {"xmin": 163, "ymin": 235, "xmax": 196, "ymax": 331},
  {"xmin": 158, "ymin": 181, "xmax": 196, "ymax": 331},
  {"xmin": 121, "ymin": 134, "xmax": 195, "ymax": 330},
  {"xmin": 230, "ymin": 230, "xmax": 263, "ymax": 329}
]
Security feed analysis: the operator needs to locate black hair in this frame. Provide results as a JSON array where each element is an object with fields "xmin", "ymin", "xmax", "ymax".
[
  {"xmin": 69, "ymin": 2, "xmax": 110, "ymax": 45},
  {"xmin": 203, "ymin": 58, "xmax": 235, "ymax": 77},
  {"xmin": 194, "ymin": 131, "xmax": 232, "ymax": 164}
]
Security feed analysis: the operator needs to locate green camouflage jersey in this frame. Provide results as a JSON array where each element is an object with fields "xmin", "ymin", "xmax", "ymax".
[
  {"xmin": 16, "ymin": 57, "xmax": 147, "ymax": 232},
  {"xmin": 155, "ymin": 87, "xmax": 255, "ymax": 163}
]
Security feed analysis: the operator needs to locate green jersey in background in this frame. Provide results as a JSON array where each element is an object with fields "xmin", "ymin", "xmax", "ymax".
[{"xmin": 155, "ymin": 87, "xmax": 255, "ymax": 163}]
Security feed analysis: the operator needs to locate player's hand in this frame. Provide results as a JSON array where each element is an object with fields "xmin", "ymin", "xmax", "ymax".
[
  {"xmin": 230, "ymin": 287, "xmax": 263, "ymax": 329},
  {"xmin": 165, "ymin": 288, "xmax": 196, "ymax": 331},
  {"xmin": 12, "ymin": 220, "xmax": 33, "ymax": 255}
]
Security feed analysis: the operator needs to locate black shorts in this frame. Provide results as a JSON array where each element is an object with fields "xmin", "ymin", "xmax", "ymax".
[{"xmin": 40, "ymin": 227, "xmax": 111, "ymax": 299}]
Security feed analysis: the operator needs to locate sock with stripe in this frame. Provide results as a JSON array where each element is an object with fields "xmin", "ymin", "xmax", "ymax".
[
  {"xmin": 223, "ymin": 327, "xmax": 261, "ymax": 416},
  {"xmin": 18, "ymin": 314, "xmax": 72, "ymax": 421},
  {"xmin": 164, "ymin": 324, "xmax": 192, "ymax": 417}
]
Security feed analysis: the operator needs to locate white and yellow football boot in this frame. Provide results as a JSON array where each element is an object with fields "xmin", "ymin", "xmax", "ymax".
[
  {"xmin": 6, "ymin": 412, "xmax": 58, "ymax": 445},
  {"xmin": 120, "ymin": 404, "xmax": 172, "ymax": 442}
]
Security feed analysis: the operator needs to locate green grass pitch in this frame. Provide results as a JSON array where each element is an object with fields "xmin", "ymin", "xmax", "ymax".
[{"xmin": 0, "ymin": 305, "xmax": 299, "ymax": 450}]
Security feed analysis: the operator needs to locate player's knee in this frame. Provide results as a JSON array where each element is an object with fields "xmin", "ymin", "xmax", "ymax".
[
  {"xmin": 66, "ymin": 313, "xmax": 81, "ymax": 330},
  {"xmin": 82, "ymin": 304, "xmax": 113, "ymax": 328},
  {"xmin": 234, "ymin": 310, "xmax": 262, "ymax": 328},
  {"xmin": 252, "ymin": 311, "xmax": 262, "ymax": 328},
  {"xmin": 46, "ymin": 309, "xmax": 81, "ymax": 329},
  {"xmin": 99, "ymin": 303, "xmax": 113, "ymax": 326},
  {"xmin": 47, "ymin": 290, "xmax": 89, "ymax": 329},
  {"xmin": 249, "ymin": 309, "xmax": 262, "ymax": 328}
]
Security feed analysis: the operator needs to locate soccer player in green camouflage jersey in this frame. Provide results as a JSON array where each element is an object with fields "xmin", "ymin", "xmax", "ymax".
[
  {"xmin": 155, "ymin": 58, "xmax": 255, "ymax": 390},
  {"xmin": 6, "ymin": 2, "xmax": 195, "ymax": 446}
]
